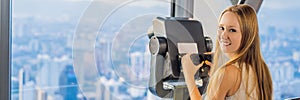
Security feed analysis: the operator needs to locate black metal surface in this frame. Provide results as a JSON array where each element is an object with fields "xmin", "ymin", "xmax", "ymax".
[{"xmin": 149, "ymin": 17, "xmax": 211, "ymax": 98}]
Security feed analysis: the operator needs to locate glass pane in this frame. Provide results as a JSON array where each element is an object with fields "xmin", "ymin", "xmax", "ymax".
[
  {"xmin": 194, "ymin": 0, "xmax": 231, "ymax": 46},
  {"xmin": 11, "ymin": 0, "xmax": 169, "ymax": 100},
  {"xmin": 11, "ymin": 0, "xmax": 91, "ymax": 99},
  {"xmin": 258, "ymin": 0, "xmax": 300, "ymax": 99},
  {"xmin": 12, "ymin": 0, "xmax": 300, "ymax": 100},
  {"xmin": 72, "ymin": 0, "xmax": 170, "ymax": 99}
]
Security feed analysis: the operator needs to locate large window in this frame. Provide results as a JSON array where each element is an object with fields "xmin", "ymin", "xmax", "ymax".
[
  {"xmin": 11, "ymin": 0, "xmax": 91, "ymax": 99},
  {"xmin": 7, "ymin": 0, "xmax": 300, "ymax": 100},
  {"xmin": 11, "ymin": 0, "xmax": 169, "ymax": 100},
  {"xmin": 258, "ymin": 0, "xmax": 300, "ymax": 99}
]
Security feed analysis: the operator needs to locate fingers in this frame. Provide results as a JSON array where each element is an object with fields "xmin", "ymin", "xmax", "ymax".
[
  {"xmin": 205, "ymin": 60, "xmax": 212, "ymax": 66},
  {"xmin": 204, "ymin": 52, "xmax": 213, "ymax": 55},
  {"xmin": 183, "ymin": 53, "xmax": 191, "ymax": 59},
  {"xmin": 195, "ymin": 61, "xmax": 204, "ymax": 70},
  {"xmin": 181, "ymin": 53, "xmax": 191, "ymax": 64},
  {"xmin": 181, "ymin": 53, "xmax": 193, "ymax": 63}
]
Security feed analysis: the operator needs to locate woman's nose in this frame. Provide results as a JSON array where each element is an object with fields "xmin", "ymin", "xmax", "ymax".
[{"xmin": 220, "ymin": 31, "xmax": 228, "ymax": 39}]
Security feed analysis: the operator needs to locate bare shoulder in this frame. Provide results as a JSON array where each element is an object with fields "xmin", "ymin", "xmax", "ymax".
[
  {"xmin": 225, "ymin": 64, "xmax": 241, "ymax": 75},
  {"xmin": 210, "ymin": 65, "xmax": 242, "ymax": 98},
  {"xmin": 223, "ymin": 65, "xmax": 241, "ymax": 83},
  {"xmin": 223, "ymin": 64, "xmax": 242, "ymax": 95},
  {"xmin": 220, "ymin": 65, "xmax": 242, "ymax": 89},
  {"xmin": 214, "ymin": 65, "xmax": 241, "ymax": 77}
]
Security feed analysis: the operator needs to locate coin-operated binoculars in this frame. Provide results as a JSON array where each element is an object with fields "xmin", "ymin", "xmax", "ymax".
[{"xmin": 148, "ymin": 17, "xmax": 213, "ymax": 100}]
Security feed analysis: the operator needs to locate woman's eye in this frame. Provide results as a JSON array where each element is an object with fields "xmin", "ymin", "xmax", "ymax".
[
  {"xmin": 229, "ymin": 29, "xmax": 236, "ymax": 32},
  {"xmin": 219, "ymin": 26, "xmax": 224, "ymax": 31}
]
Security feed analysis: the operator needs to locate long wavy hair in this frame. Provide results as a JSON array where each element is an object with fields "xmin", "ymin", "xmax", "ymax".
[{"xmin": 207, "ymin": 4, "xmax": 273, "ymax": 99}]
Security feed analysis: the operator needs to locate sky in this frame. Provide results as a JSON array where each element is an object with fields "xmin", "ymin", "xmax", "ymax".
[
  {"xmin": 12, "ymin": 0, "xmax": 300, "ymax": 29},
  {"xmin": 258, "ymin": 0, "xmax": 300, "ymax": 29}
]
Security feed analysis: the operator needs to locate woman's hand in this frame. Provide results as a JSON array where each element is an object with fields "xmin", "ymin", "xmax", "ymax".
[
  {"xmin": 181, "ymin": 53, "xmax": 204, "ymax": 80},
  {"xmin": 204, "ymin": 60, "xmax": 213, "ymax": 76},
  {"xmin": 181, "ymin": 53, "xmax": 214, "ymax": 84}
]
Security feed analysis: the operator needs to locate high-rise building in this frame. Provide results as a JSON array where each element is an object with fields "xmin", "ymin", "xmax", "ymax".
[{"xmin": 59, "ymin": 65, "xmax": 79, "ymax": 100}]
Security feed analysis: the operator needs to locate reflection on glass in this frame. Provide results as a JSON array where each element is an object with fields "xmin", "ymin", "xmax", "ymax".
[
  {"xmin": 10, "ymin": 0, "xmax": 300, "ymax": 100},
  {"xmin": 12, "ymin": 0, "xmax": 169, "ymax": 100},
  {"xmin": 92, "ymin": 1, "xmax": 170, "ymax": 99},
  {"xmin": 258, "ymin": 0, "xmax": 300, "ymax": 99},
  {"xmin": 11, "ymin": 0, "xmax": 90, "ymax": 100}
]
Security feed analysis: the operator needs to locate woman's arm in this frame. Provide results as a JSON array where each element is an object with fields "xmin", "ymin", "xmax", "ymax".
[
  {"xmin": 181, "ymin": 53, "xmax": 203, "ymax": 100},
  {"xmin": 187, "ymin": 79, "xmax": 201, "ymax": 100}
]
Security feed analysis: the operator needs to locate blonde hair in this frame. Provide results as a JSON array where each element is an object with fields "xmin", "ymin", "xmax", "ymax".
[{"xmin": 207, "ymin": 4, "xmax": 273, "ymax": 99}]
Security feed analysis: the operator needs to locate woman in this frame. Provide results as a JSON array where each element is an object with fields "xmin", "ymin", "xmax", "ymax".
[{"xmin": 182, "ymin": 4, "xmax": 273, "ymax": 100}]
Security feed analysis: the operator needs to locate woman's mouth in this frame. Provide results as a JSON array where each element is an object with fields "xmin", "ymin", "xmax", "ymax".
[{"xmin": 220, "ymin": 40, "xmax": 232, "ymax": 46}]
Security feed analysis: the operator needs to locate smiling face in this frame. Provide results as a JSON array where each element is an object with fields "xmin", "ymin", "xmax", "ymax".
[{"xmin": 218, "ymin": 12, "xmax": 242, "ymax": 58}]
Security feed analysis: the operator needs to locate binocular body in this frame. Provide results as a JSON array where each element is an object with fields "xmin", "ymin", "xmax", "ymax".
[{"xmin": 148, "ymin": 17, "xmax": 212, "ymax": 98}]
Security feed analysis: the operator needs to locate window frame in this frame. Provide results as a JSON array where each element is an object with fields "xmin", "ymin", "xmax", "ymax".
[{"xmin": 0, "ymin": 0, "xmax": 11, "ymax": 100}]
